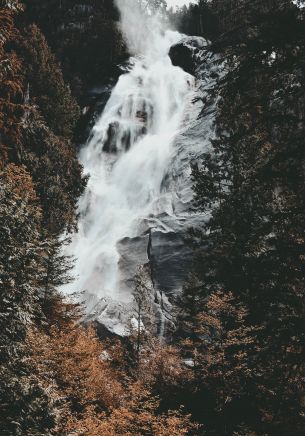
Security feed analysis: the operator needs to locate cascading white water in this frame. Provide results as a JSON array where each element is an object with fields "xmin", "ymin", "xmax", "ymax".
[{"xmin": 65, "ymin": 0, "xmax": 197, "ymax": 317}]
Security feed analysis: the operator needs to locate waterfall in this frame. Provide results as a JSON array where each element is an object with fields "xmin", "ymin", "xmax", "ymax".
[{"xmin": 64, "ymin": 1, "xmax": 213, "ymax": 335}]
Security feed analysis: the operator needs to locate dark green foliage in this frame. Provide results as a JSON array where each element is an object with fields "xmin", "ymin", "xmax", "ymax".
[
  {"xmin": 0, "ymin": 369, "xmax": 56, "ymax": 435},
  {"xmin": 38, "ymin": 235, "xmax": 76, "ymax": 327},
  {"xmin": 0, "ymin": 165, "xmax": 42, "ymax": 364},
  {"xmin": 179, "ymin": 1, "xmax": 305, "ymax": 434},
  {"xmin": 23, "ymin": 0, "xmax": 126, "ymax": 99},
  {"xmin": 19, "ymin": 24, "xmax": 80, "ymax": 138},
  {"xmin": 21, "ymin": 108, "xmax": 87, "ymax": 233},
  {"xmin": 168, "ymin": 0, "xmax": 219, "ymax": 40},
  {"xmin": 1, "ymin": 7, "xmax": 87, "ymax": 233},
  {"xmin": 0, "ymin": 2, "xmax": 86, "ymax": 433},
  {"xmin": 0, "ymin": 165, "xmax": 56, "ymax": 435},
  {"xmin": 0, "ymin": 1, "xmax": 24, "ymax": 162},
  {"xmin": 0, "ymin": 167, "xmax": 73, "ymax": 434}
]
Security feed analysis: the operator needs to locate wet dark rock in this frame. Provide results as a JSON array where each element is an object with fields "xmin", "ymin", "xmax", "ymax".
[
  {"xmin": 136, "ymin": 110, "xmax": 148, "ymax": 123},
  {"xmin": 117, "ymin": 234, "xmax": 151, "ymax": 289},
  {"xmin": 75, "ymin": 84, "xmax": 113, "ymax": 144},
  {"xmin": 103, "ymin": 121, "xmax": 120, "ymax": 153},
  {"xmin": 149, "ymin": 229, "xmax": 194, "ymax": 296},
  {"xmin": 121, "ymin": 129, "xmax": 132, "ymax": 151},
  {"xmin": 169, "ymin": 42, "xmax": 195, "ymax": 75},
  {"xmin": 169, "ymin": 36, "xmax": 208, "ymax": 76}
]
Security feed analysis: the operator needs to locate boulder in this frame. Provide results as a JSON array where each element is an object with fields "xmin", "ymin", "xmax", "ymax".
[
  {"xmin": 169, "ymin": 36, "xmax": 208, "ymax": 75},
  {"xmin": 169, "ymin": 42, "xmax": 195, "ymax": 75}
]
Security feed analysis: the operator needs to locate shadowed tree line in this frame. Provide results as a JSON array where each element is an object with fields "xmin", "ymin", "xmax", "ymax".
[
  {"xmin": 176, "ymin": 1, "xmax": 305, "ymax": 434},
  {"xmin": 22, "ymin": 0, "xmax": 127, "ymax": 100}
]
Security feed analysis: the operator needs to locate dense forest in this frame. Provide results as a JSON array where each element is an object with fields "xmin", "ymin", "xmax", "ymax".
[{"xmin": 0, "ymin": 0, "xmax": 304, "ymax": 435}]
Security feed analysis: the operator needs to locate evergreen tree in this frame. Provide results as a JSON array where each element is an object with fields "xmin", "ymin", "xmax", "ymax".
[
  {"xmin": 18, "ymin": 24, "xmax": 80, "ymax": 138},
  {"xmin": 23, "ymin": 0, "xmax": 126, "ymax": 98},
  {"xmin": 179, "ymin": 1, "xmax": 305, "ymax": 433},
  {"xmin": 0, "ymin": 0, "xmax": 24, "ymax": 163},
  {"xmin": 21, "ymin": 107, "xmax": 87, "ymax": 233},
  {"xmin": 0, "ymin": 2, "xmax": 87, "ymax": 432},
  {"xmin": 0, "ymin": 164, "xmax": 56, "ymax": 434}
]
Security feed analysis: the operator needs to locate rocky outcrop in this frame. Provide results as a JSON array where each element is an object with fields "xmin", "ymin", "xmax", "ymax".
[
  {"xmin": 169, "ymin": 42, "xmax": 195, "ymax": 75},
  {"xmin": 169, "ymin": 36, "xmax": 208, "ymax": 76}
]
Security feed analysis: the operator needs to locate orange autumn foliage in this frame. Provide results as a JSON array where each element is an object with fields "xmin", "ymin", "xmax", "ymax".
[
  {"xmin": 1, "ymin": 163, "xmax": 39, "ymax": 204},
  {"xmin": 137, "ymin": 338, "xmax": 193, "ymax": 394},
  {"xmin": 0, "ymin": 3, "xmax": 24, "ymax": 164},
  {"xmin": 28, "ymin": 325, "xmax": 124, "ymax": 411},
  {"xmin": 27, "ymin": 313, "xmax": 197, "ymax": 435},
  {"xmin": 63, "ymin": 385, "xmax": 195, "ymax": 436}
]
